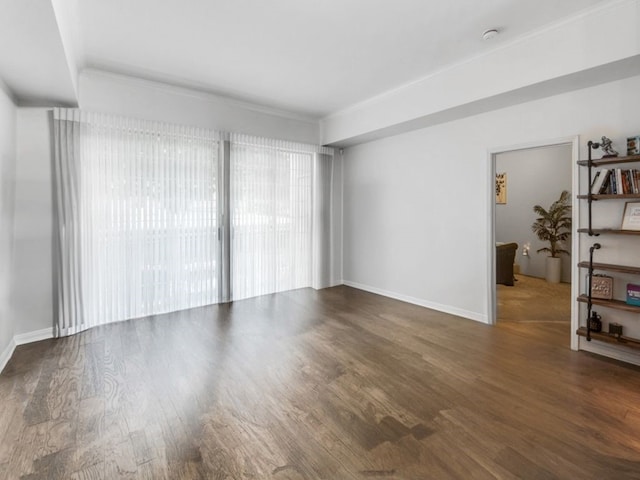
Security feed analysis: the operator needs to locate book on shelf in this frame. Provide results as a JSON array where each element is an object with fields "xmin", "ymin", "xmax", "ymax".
[
  {"xmin": 597, "ymin": 168, "xmax": 640, "ymax": 194},
  {"xmin": 601, "ymin": 170, "xmax": 612, "ymax": 194},
  {"xmin": 591, "ymin": 169, "xmax": 608, "ymax": 194},
  {"xmin": 625, "ymin": 169, "xmax": 632, "ymax": 194},
  {"xmin": 616, "ymin": 169, "xmax": 624, "ymax": 194},
  {"xmin": 621, "ymin": 170, "xmax": 629, "ymax": 194},
  {"xmin": 608, "ymin": 170, "xmax": 617, "ymax": 194},
  {"xmin": 628, "ymin": 284, "xmax": 640, "ymax": 306}
]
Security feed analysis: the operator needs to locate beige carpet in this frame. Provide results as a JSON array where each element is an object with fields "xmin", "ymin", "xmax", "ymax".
[{"xmin": 497, "ymin": 274, "xmax": 571, "ymax": 324}]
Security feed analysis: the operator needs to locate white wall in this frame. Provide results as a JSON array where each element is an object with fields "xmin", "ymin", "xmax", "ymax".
[
  {"xmin": 342, "ymin": 75, "xmax": 640, "ymax": 334},
  {"xmin": 495, "ymin": 145, "xmax": 573, "ymax": 282},
  {"xmin": 12, "ymin": 108, "xmax": 53, "ymax": 336},
  {"xmin": 0, "ymin": 85, "xmax": 17, "ymax": 361},
  {"xmin": 79, "ymin": 70, "xmax": 320, "ymax": 144}
]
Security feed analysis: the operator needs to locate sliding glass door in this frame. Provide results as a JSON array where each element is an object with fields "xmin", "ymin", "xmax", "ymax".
[
  {"xmin": 83, "ymin": 121, "xmax": 221, "ymax": 324},
  {"xmin": 53, "ymin": 110, "xmax": 332, "ymax": 336},
  {"xmin": 230, "ymin": 136, "xmax": 313, "ymax": 300},
  {"xmin": 54, "ymin": 110, "xmax": 221, "ymax": 335}
]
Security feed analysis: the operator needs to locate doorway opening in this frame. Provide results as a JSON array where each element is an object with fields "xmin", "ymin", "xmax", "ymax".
[{"xmin": 488, "ymin": 137, "xmax": 579, "ymax": 348}]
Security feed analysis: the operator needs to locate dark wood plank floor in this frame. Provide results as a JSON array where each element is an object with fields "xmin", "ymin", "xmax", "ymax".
[
  {"xmin": 2, "ymin": 285, "xmax": 640, "ymax": 479},
  {"xmin": 497, "ymin": 274, "xmax": 572, "ymax": 348}
]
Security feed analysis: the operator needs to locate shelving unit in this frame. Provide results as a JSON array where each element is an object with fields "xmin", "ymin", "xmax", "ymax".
[
  {"xmin": 577, "ymin": 194, "xmax": 640, "ymax": 200},
  {"xmin": 577, "ymin": 228, "xmax": 640, "ymax": 236},
  {"xmin": 577, "ymin": 154, "xmax": 640, "ymax": 167},
  {"xmin": 576, "ymin": 141, "xmax": 640, "ymax": 356},
  {"xmin": 577, "ymin": 295, "xmax": 640, "ymax": 314},
  {"xmin": 576, "ymin": 261, "xmax": 640, "ymax": 275},
  {"xmin": 576, "ymin": 327, "xmax": 640, "ymax": 350}
]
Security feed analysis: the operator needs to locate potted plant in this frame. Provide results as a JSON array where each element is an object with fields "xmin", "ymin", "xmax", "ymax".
[{"xmin": 531, "ymin": 190, "xmax": 572, "ymax": 283}]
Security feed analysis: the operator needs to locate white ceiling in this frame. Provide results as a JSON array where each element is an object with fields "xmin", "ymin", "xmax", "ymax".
[{"xmin": 1, "ymin": 0, "xmax": 610, "ymax": 116}]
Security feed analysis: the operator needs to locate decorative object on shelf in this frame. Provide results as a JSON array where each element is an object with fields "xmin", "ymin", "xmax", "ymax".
[
  {"xmin": 600, "ymin": 136, "xmax": 618, "ymax": 157},
  {"xmin": 590, "ymin": 274, "xmax": 613, "ymax": 299},
  {"xmin": 627, "ymin": 283, "xmax": 640, "ymax": 306},
  {"xmin": 496, "ymin": 172, "xmax": 506, "ymax": 204},
  {"xmin": 588, "ymin": 311, "xmax": 602, "ymax": 332},
  {"xmin": 609, "ymin": 322, "xmax": 623, "ymax": 337},
  {"xmin": 531, "ymin": 190, "xmax": 571, "ymax": 283},
  {"xmin": 621, "ymin": 201, "xmax": 640, "ymax": 231},
  {"xmin": 628, "ymin": 136, "xmax": 640, "ymax": 156}
]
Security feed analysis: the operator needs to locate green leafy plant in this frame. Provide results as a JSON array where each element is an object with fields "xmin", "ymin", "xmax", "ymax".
[{"xmin": 531, "ymin": 190, "xmax": 572, "ymax": 258}]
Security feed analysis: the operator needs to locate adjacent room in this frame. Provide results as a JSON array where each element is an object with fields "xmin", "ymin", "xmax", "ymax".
[
  {"xmin": 495, "ymin": 144, "xmax": 573, "ymax": 343},
  {"xmin": 2, "ymin": 1, "xmax": 640, "ymax": 478}
]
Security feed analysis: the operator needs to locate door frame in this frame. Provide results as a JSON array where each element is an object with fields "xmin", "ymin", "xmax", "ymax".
[{"xmin": 487, "ymin": 136, "xmax": 580, "ymax": 350}]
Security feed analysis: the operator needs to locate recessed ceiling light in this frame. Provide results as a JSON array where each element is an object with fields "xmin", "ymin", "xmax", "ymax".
[{"xmin": 482, "ymin": 29, "xmax": 499, "ymax": 41}]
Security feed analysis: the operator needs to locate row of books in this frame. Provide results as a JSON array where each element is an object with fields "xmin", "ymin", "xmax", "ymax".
[{"xmin": 590, "ymin": 168, "xmax": 640, "ymax": 195}]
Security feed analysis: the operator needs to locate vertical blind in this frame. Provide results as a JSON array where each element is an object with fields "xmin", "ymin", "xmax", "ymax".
[
  {"xmin": 230, "ymin": 135, "xmax": 314, "ymax": 300},
  {"xmin": 53, "ymin": 110, "xmax": 334, "ymax": 336},
  {"xmin": 54, "ymin": 110, "xmax": 220, "ymax": 335}
]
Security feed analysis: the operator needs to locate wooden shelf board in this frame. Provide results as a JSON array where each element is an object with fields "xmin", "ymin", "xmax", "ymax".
[
  {"xmin": 577, "ymin": 194, "xmax": 640, "ymax": 200},
  {"xmin": 577, "ymin": 295, "xmax": 640, "ymax": 313},
  {"xmin": 576, "ymin": 327, "xmax": 640, "ymax": 349},
  {"xmin": 577, "ymin": 261, "xmax": 640, "ymax": 275},
  {"xmin": 577, "ymin": 228, "xmax": 640, "ymax": 236},
  {"xmin": 577, "ymin": 154, "xmax": 640, "ymax": 167}
]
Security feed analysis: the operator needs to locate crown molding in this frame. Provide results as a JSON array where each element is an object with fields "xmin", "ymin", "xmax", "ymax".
[{"xmin": 81, "ymin": 67, "xmax": 319, "ymax": 125}]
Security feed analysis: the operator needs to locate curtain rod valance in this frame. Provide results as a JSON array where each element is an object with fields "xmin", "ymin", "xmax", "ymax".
[
  {"xmin": 227, "ymin": 132, "xmax": 334, "ymax": 156},
  {"xmin": 54, "ymin": 108, "xmax": 333, "ymax": 156},
  {"xmin": 53, "ymin": 108, "xmax": 221, "ymax": 142}
]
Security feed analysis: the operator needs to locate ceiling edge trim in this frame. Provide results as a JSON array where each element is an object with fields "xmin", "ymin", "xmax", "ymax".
[
  {"xmin": 323, "ymin": 0, "xmax": 634, "ymax": 121},
  {"xmin": 81, "ymin": 68, "xmax": 320, "ymax": 125}
]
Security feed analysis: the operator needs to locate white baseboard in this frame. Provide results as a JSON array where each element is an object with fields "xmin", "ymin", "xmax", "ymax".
[
  {"xmin": 343, "ymin": 280, "xmax": 488, "ymax": 324},
  {"xmin": 578, "ymin": 337, "xmax": 640, "ymax": 367},
  {"xmin": 0, "ymin": 328, "xmax": 54, "ymax": 374},
  {"xmin": 14, "ymin": 328, "xmax": 54, "ymax": 346},
  {"xmin": 0, "ymin": 337, "xmax": 17, "ymax": 374}
]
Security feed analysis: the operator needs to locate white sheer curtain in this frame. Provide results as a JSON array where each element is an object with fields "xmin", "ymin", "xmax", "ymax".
[
  {"xmin": 230, "ymin": 134, "xmax": 334, "ymax": 300},
  {"xmin": 53, "ymin": 109, "xmax": 220, "ymax": 336}
]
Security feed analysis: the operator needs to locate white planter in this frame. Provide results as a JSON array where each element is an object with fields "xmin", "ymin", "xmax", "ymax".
[{"xmin": 546, "ymin": 256, "xmax": 562, "ymax": 283}]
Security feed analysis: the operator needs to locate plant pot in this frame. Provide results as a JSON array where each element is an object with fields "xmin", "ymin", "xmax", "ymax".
[{"xmin": 545, "ymin": 256, "xmax": 562, "ymax": 283}]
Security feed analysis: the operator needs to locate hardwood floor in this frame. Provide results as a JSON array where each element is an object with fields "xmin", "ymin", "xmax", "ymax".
[
  {"xmin": 497, "ymin": 274, "xmax": 572, "ymax": 323},
  {"xmin": 497, "ymin": 274, "xmax": 572, "ymax": 348},
  {"xmin": 2, "ymin": 285, "xmax": 640, "ymax": 479}
]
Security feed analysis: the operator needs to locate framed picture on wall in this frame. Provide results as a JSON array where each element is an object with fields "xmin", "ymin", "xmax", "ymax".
[
  {"xmin": 496, "ymin": 172, "xmax": 507, "ymax": 204},
  {"xmin": 621, "ymin": 201, "xmax": 640, "ymax": 230}
]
